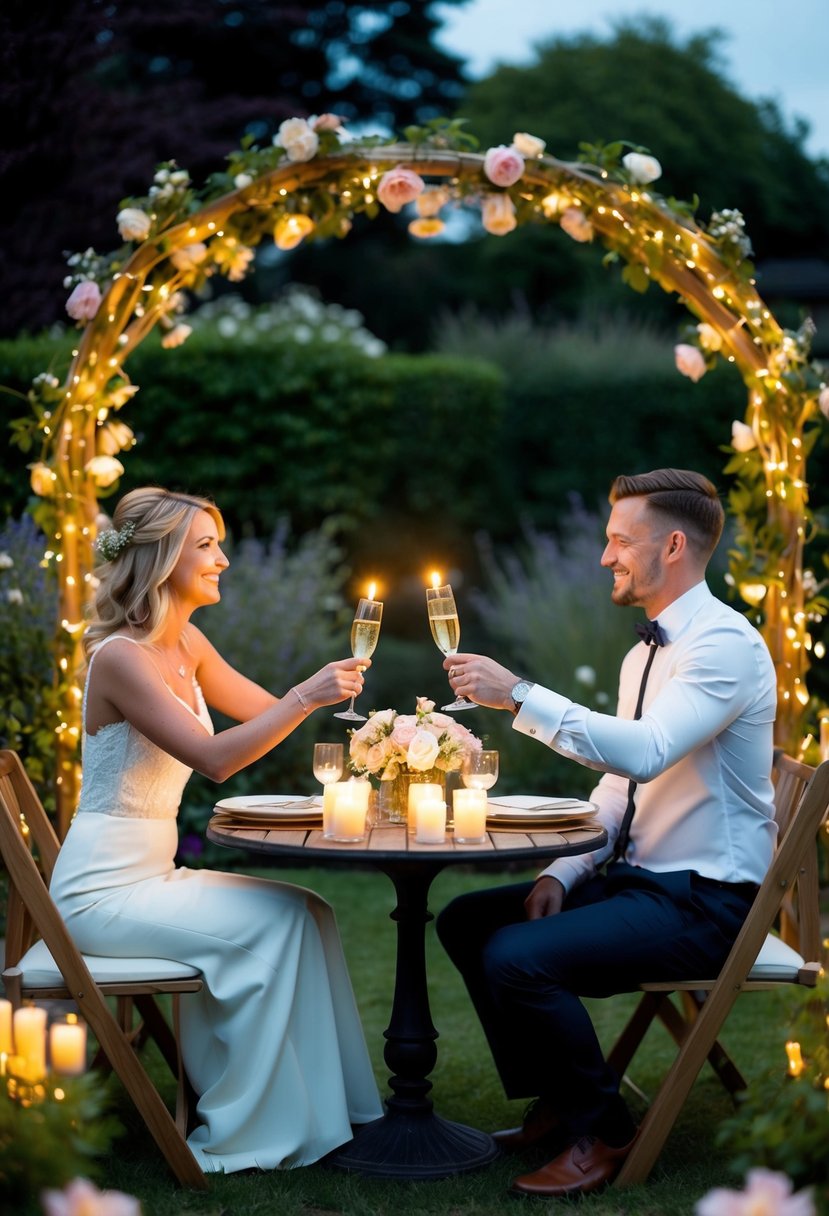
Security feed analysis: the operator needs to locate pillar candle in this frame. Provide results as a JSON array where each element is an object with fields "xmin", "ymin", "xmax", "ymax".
[
  {"xmin": 0, "ymin": 999, "xmax": 12, "ymax": 1054},
  {"xmin": 49, "ymin": 1016, "xmax": 87, "ymax": 1077},
  {"xmin": 415, "ymin": 799, "xmax": 446, "ymax": 844},
  {"xmin": 408, "ymin": 782, "xmax": 443, "ymax": 833},
  {"xmin": 13, "ymin": 1006, "xmax": 47, "ymax": 1079},
  {"xmin": 453, "ymin": 788, "xmax": 487, "ymax": 843},
  {"xmin": 330, "ymin": 785, "xmax": 367, "ymax": 842},
  {"xmin": 323, "ymin": 780, "xmax": 351, "ymax": 837}
]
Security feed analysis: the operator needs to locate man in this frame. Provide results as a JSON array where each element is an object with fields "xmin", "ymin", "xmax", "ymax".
[{"xmin": 438, "ymin": 469, "xmax": 776, "ymax": 1197}]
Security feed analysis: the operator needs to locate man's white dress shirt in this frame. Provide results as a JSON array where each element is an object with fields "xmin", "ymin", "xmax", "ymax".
[{"xmin": 513, "ymin": 582, "xmax": 777, "ymax": 893}]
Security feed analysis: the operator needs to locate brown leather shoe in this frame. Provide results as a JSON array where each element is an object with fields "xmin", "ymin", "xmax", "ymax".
[
  {"xmin": 492, "ymin": 1098, "xmax": 564, "ymax": 1153},
  {"xmin": 510, "ymin": 1131, "xmax": 638, "ymax": 1196}
]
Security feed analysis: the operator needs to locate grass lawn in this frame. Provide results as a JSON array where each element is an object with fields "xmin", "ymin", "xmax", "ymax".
[{"xmin": 76, "ymin": 863, "xmax": 800, "ymax": 1216}]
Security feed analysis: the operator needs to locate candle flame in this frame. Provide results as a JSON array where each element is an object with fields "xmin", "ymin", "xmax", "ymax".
[
  {"xmin": 430, "ymin": 570, "xmax": 441, "ymax": 589},
  {"xmin": 367, "ymin": 581, "xmax": 377, "ymax": 601}
]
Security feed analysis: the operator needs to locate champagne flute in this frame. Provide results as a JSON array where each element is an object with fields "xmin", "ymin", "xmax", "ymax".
[
  {"xmin": 334, "ymin": 597, "xmax": 383, "ymax": 721},
  {"xmin": 313, "ymin": 742, "xmax": 344, "ymax": 788},
  {"xmin": 462, "ymin": 749, "xmax": 499, "ymax": 791},
  {"xmin": 426, "ymin": 582, "xmax": 475, "ymax": 712}
]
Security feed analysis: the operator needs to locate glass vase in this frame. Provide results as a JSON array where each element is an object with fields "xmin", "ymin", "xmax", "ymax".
[{"xmin": 377, "ymin": 769, "xmax": 445, "ymax": 825}]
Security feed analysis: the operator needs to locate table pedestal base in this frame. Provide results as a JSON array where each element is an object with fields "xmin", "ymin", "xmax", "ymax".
[{"xmin": 329, "ymin": 1109, "xmax": 498, "ymax": 1179}]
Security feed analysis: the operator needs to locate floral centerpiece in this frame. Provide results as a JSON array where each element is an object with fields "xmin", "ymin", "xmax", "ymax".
[{"xmin": 349, "ymin": 697, "xmax": 481, "ymax": 781}]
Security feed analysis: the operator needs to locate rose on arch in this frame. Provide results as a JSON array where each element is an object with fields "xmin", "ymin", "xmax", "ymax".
[
  {"xmin": 107, "ymin": 382, "xmax": 139, "ymax": 409},
  {"xmin": 416, "ymin": 187, "xmax": 451, "ymax": 218},
  {"xmin": 376, "ymin": 166, "xmax": 425, "ymax": 213},
  {"xmin": 409, "ymin": 217, "xmax": 445, "ymax": 239},
  {"xmin": 483, "ymin": 144, "xmax": 525, "ymax": 187},
  {"xmin": 160, "ymin": 323, "xmax": 192, "ymax": 349},
  {"xmin": 212, "ymin": 239, "xmax": 255, "ymax": 282},
  {"xmin": 116, "ymin": 208, "xmax": 152, "ymax": 242},
  {"xmin": 66, "ymin": 280, "xmax": 102, "ymax": 322},
  {"xmin": 274, "ymin": 117, "xmax": 319, "ymax": 163},
  {"xmin": 622, "ymin": 152, "xmax": 662, "ymax": 184},
  {"xmin": 96, "ymin": 421, "xmax": 135, "ymax": 456},
  {"xmin": 674, "ymin": 343, "xmax": 707, "ymax": 383},
  {"xmin": 30, "ymin": 462, "xmax": 55, "ymax": 496},
  {"xmin": 273, "ymin": 213, "xmax": 316, "ymax": 250},
  {"xmin": 731, "ymin": 420, "xmax": 757, "ymax": 452},
  {"xmin": 695, "ymin": 1168, "xmax": 814, "ymax": 1216},
  {"xmin": 171, "ymin": 243, "xmax": 208, "ymax": 272},
  {"xmin": 85, "ymin": 455, "xmax": 124, "ymax": 488},
  {"xmin": 559, "ymin": 207, "xmax": 593, "ymax": 243},
  {"xmin": 697, "ymin": 322, "xmax": 723, "ymax": 353},
  {"xmin": 234, "ymin": 172, "xmax": 254, "ymax": 189},
  {"xmin": 481, "ymin": 194, "xmax": 517, "ymax": 236},
  {"xmin": 512, "ymin": 131, "xmax": 546, "ymax": 158},
  {"xmin": 41, "ymin": 1177, "xmax": 142, "ymax": 1216},
  {"xmin": 312, "ymin": 112, "xmax": 346, "ymax": 132},
  {"xmin": 819, "ymin": 386, "xmax": 829, "ymax": 419}
]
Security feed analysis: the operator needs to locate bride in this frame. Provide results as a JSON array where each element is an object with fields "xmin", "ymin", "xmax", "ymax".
[{"xmin": 49, "ymin": 486, "xmax": 382, "ymax": 1173}]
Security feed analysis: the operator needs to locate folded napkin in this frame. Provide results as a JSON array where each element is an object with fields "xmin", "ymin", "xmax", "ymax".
[
  {"xmin": 256, "ymin": 797, "xmax": 320, "ymax": 810},
  {"xmin": 487, "ymin": 796, "xmax": 587, "ymax": 813}
]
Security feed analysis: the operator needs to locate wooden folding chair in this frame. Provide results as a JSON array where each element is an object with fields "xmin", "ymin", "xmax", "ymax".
[
  {"xmin": 609, "ymin": 754, "xmax": 829, "ymax": 1188},
  {"xmin": 0, "ymin": 749, "xmax": 207, "ymax": 1190}
]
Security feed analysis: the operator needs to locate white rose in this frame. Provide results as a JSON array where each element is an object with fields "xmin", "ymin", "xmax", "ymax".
[
  {"xmin": 171, "ymin": 243, "xmax": 208, "ymax": 272},
  {"xmin": 674, "ymin": 343, "xmax": 707, "ymax": 383},
  {"xmin": 696, "ymin": 323, "xmax": 722, "ymax": 353},
  {"xmin": 85, "ymin": 455, "xmax": 124, "ymax": 487},
  {"xmin": 116, "ymin": 207, "xmax": 152, "ymax": 242},
  {"xmin": 6, "ymin": 588, "xmax": 23, "ymax": 606},
  {"xmin": 512, "ymin": 131, "xmax": 546, "ymax": 158},
  {"xmin": 559, "ymin": 207, "xmax": 593, "ymax": 243},
  {"xmin": 819, "ymin": 387, "xmax": 829, "ymax": 419},
  {"xmin": 622, "ymin": 152, "xmax": 662, "ymax": 184},
  {"xmin": 406, "ymin": 728, "xmax": 441, "ymax": 772},
  {"xmin": 234, "ymin": 173, "xmax": 254, "ymax": 189},
  {"xmin": 480, "ymin": 194, "xmax": 517, "ymax": 237},
  {"xmin": 161, "ymin": 323, "xmax": 193, "ymax": 349},
  {"xmin": 274, "ymin": 117, "xmax": 319, "ymax": 163},
  {"xmin": 0, "ymin": 553, "xmax": 13, "ymax": 569},
  {"xmin": 731, "ymin": 421, "xmax": 757, "ymax": 452}
]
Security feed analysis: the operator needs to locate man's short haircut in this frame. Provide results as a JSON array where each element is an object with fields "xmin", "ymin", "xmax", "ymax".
[{"xmin": 609, "ymin": 468, "xmax": 725, "ymax": 560}]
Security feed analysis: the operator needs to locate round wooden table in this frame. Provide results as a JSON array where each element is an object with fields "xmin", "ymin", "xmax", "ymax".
[{"xmin": 206, "ymin": 813, "xmax": 608, "ymax": 1180}]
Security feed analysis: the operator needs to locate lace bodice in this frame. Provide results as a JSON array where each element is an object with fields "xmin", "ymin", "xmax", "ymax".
[{"xmin": 77, "ymin": 634, "xmax": 213, "ymax": 820}]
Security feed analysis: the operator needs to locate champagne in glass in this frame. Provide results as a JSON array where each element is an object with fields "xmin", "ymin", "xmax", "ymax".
[
  {"xmin": 426, "ymin": 581, "xmax": 475, "ymax": 712},
  {"xmin": 334, "ymin": 595, "xmax": 383, "ymax": 722},
  {"xmin": 462, "ymin": 749, "xmax": 499, "ymax": 791}
]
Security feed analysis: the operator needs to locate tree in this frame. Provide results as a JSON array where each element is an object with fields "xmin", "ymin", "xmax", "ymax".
[{"xmin": 0, "ymin": 0, "xmax": 468, "ymax": 336}]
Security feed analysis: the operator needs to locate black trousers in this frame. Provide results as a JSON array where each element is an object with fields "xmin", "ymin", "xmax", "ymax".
[{"xmin": 435, "ymin": 862, "xmax": 756, "ymax": 1138}]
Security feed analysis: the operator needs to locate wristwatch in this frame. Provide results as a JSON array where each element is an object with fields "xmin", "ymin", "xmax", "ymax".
[{"xmin": 510, "ymin": 680, "xmax": 535, "ymax": 714}]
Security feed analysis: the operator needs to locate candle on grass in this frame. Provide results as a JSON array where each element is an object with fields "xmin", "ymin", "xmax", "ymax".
[
  {"xmin": 49, "ymin": 1014, "xmax": 87, "ymax": 1077},
  {"xmin": 0, "ymin": 998, "xmax": 12, "ymax": 1054},
  {"xmin": 13, "ymin": 1005, "xmax": 47, "ymax": 1080}
]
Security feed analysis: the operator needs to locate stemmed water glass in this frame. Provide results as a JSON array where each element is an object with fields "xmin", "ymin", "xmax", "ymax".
[
  {"xmin": 426, "ymin": 583, "xmax": 475, "ymax": 712},
  {"xmin": 334, "ymin": 597, "xmax": 383, "ymax": 721},
  {"xmin": 462, "ymin": 749, "xmax": 499, "ymax": 792},
  {"xmin": 313, "ymin": 742, "xmax": 344, "ymax": 789}
]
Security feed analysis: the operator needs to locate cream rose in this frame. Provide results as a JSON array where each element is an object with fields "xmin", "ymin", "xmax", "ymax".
[
  {"xmin": 512, "ymin": 132, "xmax": 546, "ymax": 158},
  {"xmin": 674, "ymin": 343, "xmax": 707, "ymax": 383},
  {"xmin": 406, "ymin": 729, "xmax": 440, "ymax": 772},
  {"xmin": 66, "ymin": 280, "xmax": 102, "ymax": 321},
  {"xmin": 483, "ymin": 145, "xmax": 525, "ymax": 187},
  {"xmin": 559, "ymin": 208, "xmax": 593, "ymax": 243},
  {"xmin": 85, "ymin": 455, "xmax": 124, "ymax": 488},
  {"xmin": 376, "ymin": 166, "xmax": 425, "ymax": 213},
  {"xmin": 731, "ymin": 420, "xmax": 757, "ymax": 452},
  {"xmin": 171, "ymin": 243, "xmax": 208, "ymax": 272},
  {"xmin": 161, "ymin": 323, "xmax": 193, "ymax": 349},
  {"xmin": 97, "ymin": 421, "xmax": 135, "ymax": 456},
  {"xmin": 696, "ymin": 323, "xmax": 722, "ymax": 353},
  {"xmin": 116, "ymin": 207, "xmax": 152, "ymax": 242},
  {"xmin": 622, "ymin": 152, "xmax": 662, "ymax": 184},
  {"xmin": 274, "ymin": 117, "xmax": 319, "ymax": 163},
  {"xmin": 481, "ymin": 194, "xmax": 517, "ymax": 236},
  {"xmin": 30, "ymin": 462, "xmax": 55, "ymax": 496}
]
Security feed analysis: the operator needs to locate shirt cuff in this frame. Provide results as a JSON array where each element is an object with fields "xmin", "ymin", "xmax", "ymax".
[
  {"xmin": 513, "ymin": 683, "xmax": 572, "ymax": 743},
  {"xmin": 538, "ymin": 855, "xmax": 591, "ymax": 896}
]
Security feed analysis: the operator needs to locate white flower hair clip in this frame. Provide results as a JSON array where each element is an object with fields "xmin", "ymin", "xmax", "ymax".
[{"xmin": 95, "ymin": 520, "xmax": 136, "ymax": 561}]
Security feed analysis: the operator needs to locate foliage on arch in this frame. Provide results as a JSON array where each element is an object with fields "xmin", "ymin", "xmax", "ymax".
[{"xmin": 10, "ymin": 113, "xmax": 829, "ymax": 828}]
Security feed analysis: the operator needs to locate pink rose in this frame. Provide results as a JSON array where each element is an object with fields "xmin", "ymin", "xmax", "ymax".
[
  {"xmin": 391, "ymin": 720, "xmax": 418, "ymax": 748},
  {"xmin": 42, "ymin": 1177, "xmax": 142, "ymax": 1216},
  {"xmin": 376, "ymin": 167, "xmax": 425, "ymax": 213},
  {"xmin": 313, "ymin": 113, "xmax": 345, "ymax": 131},
  {"xmin": 559, "ymin": 208, "xmax": 593, "ymax": 243},
  {"xmin": 696, "ymin": 1168, "xmax": 815, "ymax": 1216},
  {"xmin": 674, "ymin": 343, "xmax": 707, "ymax": 383},
  {"xmin": 483, "ymin": 145, "xmax": 525, "ymax": 187},
  {"xmin": 66, "ymin": 280, "xmax": 102, "ymax": 321}
]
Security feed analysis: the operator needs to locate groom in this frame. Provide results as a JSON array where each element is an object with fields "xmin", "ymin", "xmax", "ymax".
[{"xmin": 437, "ymin": 468, "xmax": 777, "ymax": 1196}]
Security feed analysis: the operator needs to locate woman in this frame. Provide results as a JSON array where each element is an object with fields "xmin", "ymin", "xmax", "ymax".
[{"xmin": 49, "ymin": 487, "xmax": 382, "ymax": 1173}]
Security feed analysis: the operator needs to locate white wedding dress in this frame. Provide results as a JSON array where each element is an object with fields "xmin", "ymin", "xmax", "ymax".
[{"xmin": 49, "ymin": 634, "xmax": 382, "ymax": 1174}]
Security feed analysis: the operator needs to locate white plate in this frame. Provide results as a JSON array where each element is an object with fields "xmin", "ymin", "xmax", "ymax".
[
  {"xmin": 486, "ymin": 795, "xmax": 597, "ymax": 819},
  {"xmin": 213, "ymin": 794, "xmax": 323, "ymax": 819}
]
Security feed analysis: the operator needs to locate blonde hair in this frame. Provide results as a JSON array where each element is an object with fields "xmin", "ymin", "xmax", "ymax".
[{"xmin": 85, "ymin": 487, "xmax": 225, "ymax": 656}]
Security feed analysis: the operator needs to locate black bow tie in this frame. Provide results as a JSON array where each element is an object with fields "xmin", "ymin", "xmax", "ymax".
[{"xmin": 635, "ymin": 619, "xmax": 666, "ymax": 647}]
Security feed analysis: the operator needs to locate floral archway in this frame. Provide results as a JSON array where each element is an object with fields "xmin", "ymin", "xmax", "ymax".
[{"xmin": 15, "ymin": 115, "xmax": 828, "ymax": 832}]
